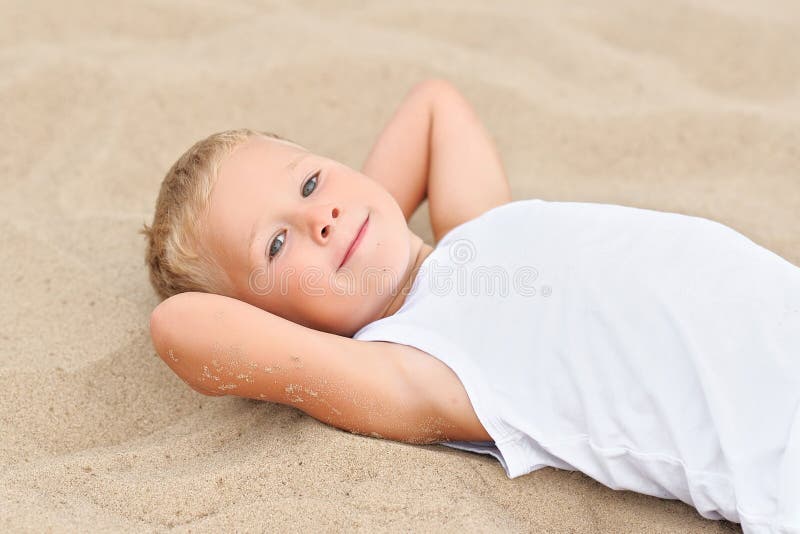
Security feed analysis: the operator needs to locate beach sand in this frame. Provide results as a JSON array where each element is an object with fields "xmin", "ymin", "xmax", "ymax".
[{"xmin": 2, "ymin": 0, "xmax": 798, "ymax": 531}]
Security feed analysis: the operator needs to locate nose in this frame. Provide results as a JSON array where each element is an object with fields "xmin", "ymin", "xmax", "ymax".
[{"xmin": 303, "ymin": 203, "xmax": 340, "ymax": 244}]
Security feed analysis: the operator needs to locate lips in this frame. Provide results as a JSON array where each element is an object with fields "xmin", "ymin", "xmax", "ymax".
[{"xmin": 339, "ymin": 214, "xmax": 369, "ymax": 269}]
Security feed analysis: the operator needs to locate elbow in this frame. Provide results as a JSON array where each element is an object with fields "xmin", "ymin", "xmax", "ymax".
[
  {"xmin": 148, "ymin": 292, "xmax": 195, "ymax": 358},
  {"xmin": 415, "ymin": 77, "xmax": 456, "ymax": 95},
  {"xmin": 148, "ymin": 291, "xmax": 233, "ymax": 358},
  {"xmin": 148, "ymin": 296, "xmax": 172, "ymax": 360}
]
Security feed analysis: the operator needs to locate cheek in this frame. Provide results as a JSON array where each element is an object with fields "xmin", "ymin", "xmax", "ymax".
[
  {"xmin": 365, "ymin": 224, "xmax": 409, "ymax": 291},
  {"xmin": 244, "ymin": 262, "xmax": 305, "ymax": 308}
]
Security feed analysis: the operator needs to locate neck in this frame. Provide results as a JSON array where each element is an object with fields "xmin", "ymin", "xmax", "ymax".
[{"xmin": 377, "ymin": 232, "xmax": 434, "ymax": 321}]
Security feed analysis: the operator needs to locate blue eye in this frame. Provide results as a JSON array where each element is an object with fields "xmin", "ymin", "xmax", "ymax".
[
  {"xmin": 268, "ymin": 233, "xmax": 284, "ymax": 259},
  {"xmin": 302, "ymin": 171, "xmax": 319, "ymax": 197},
  {"xmin": 267, "ymin": 171, "xmax": 321, "ymax": 261}
]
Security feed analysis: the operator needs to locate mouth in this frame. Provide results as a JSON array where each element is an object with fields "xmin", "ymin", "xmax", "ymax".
[{"xmin": 338, "ymin": 213, "xmax": 369, "ymax": 270}]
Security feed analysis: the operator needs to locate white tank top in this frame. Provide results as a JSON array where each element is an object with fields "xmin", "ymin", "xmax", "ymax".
[{"xmin": 353, "ymin": 199, "xmax": 800, "ymax": 533}]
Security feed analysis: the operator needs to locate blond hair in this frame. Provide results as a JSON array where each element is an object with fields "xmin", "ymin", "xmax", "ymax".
[{"xmin": 140, "ymin": 128, "xmax": 297, "ymax": 301}]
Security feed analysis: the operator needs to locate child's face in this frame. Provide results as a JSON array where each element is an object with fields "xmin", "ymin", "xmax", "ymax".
[{"xmin": 204, "ymin": 135, "xmax": 420, "ymax": 337}]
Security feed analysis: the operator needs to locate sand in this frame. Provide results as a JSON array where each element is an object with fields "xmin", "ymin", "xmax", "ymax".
[{"xmin": 2, "ymin": 0, "xmax": 798, "ymax": 531}]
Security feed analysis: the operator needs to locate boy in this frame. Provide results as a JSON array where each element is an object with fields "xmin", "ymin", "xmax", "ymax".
[
  {"xmin": 143, "ymin": 79, "xmax": 800, "ymax": 532},
  {"xmin": 142, "ymin": 78, "xmax": 510, "ymax": 444}
]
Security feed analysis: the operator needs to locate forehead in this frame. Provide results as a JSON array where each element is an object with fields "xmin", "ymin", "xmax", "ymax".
[
  {"xmin": 205, "ymin": 137, "xmax": 308, "ymax": 271},
  {"xmin": 220, "ymin": 136, "xmax": 307, "ymax": 181}
]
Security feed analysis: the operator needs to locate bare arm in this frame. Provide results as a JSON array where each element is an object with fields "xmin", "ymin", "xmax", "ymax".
[
  {"xmin": 148, "ymin": 292, "xmax": 457, "ymax": 444},
  {"xmin": 426, "ymin": 80, "xmax": 512, "ymax": 241},
  {"xmin": 360, "ymin": 81, "xmax": 434, "ymax": 221},
  {"xmin": 361, "ymin": 78, "xmax": 512, "ymax": 242}
]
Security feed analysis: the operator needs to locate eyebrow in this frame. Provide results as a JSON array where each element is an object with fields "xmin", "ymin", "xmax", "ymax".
[
  {"xmin": 247, "ymin": 152, "xmax": 311, "ymax": 268},
  {"xmin": 286, "ymin": 152, "xmax": 309, "ymax": 172}
]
